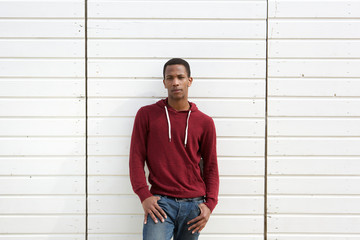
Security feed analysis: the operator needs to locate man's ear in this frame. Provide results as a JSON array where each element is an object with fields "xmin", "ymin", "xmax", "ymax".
[
  {"xmin": 188, "ymin": 77, "xmax": 193, "ymax": 87},
  {"xmin": 163, "ymin": 79, "xmax": 167, "ymax": 88}
]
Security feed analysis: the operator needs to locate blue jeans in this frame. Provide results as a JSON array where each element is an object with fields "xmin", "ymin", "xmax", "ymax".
[{"xmin": 143, "ymin": 195, "xmax": 204, "ymax": 240}]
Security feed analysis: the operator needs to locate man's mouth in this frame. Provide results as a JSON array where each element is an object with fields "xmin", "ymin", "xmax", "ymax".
[{"xmin": 172, "ymin": 89, "xmax": 182, "ymax": 93}]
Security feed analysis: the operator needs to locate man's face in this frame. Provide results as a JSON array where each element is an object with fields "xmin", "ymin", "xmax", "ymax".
[{"xmin": 163, "ymin": 64, "xmax": 193, "ymax": 101}]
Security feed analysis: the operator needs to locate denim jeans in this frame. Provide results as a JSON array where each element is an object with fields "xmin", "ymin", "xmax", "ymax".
[{"xmin": 143, "ymin": 195, "xmax": 204, "ymax": 240}]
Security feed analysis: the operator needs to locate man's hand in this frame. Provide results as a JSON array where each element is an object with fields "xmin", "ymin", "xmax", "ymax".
[
  {"xmin": 142, "ymin": 196, "xmax": 167, "ymax": 224},
  {"xmin": 187, "ymin": 203, "xmax": 211, "ymax": 234}
]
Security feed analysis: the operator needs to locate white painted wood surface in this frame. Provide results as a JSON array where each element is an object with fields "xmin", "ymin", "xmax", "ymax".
[
  {"xmin": 2, "ymin": 0, "xmax": 359, "ymax": 239},
  {"xmin": 0, "ymin": 1, "xmax": 86, "ymax": 239},
  {"xmin": 268, "ymin": 0, "xmax": 360, "ymax": 239}
]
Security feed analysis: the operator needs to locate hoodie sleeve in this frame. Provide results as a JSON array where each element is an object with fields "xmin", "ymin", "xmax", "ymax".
[
  {"xmin": 129, "ymin": 107, "xmax": 153, "ymax": 202},
  {"xmin": 200, "ymin": 118, "xmax": 219, "ymax": 212}
]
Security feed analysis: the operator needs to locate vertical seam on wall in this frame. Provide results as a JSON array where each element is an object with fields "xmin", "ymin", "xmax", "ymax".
[
  {"xmin": 264, "ymin": 0, "xmax": 269, "ymax": 239},
  {"xmin": 85, "ymin": 0, "xmax": 88, "ymax": 239}
]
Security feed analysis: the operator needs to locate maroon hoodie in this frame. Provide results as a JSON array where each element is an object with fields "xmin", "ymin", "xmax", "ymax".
[{"xmin": 129, "ymin": 98, "xmax": 219, "ymax": 212}]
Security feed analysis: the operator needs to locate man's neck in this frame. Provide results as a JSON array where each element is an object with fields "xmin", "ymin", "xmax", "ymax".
[{"xmin": 167, "ymin": 98, "xmax": 190, "ymax": 111}]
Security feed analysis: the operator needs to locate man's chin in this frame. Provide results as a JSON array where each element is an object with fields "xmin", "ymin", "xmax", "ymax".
[{"xmin": 169, "ymin": 95, "xmax": 185, "ymax": 100}]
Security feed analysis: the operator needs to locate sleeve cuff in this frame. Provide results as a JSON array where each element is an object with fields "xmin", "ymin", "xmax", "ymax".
[
  {"xmin": 137, "ymin": 187, "xmax": 153, "ymax": 203},
  {"xmin": 204, "ymin": 198, "xmax": 217, "ymax": 213}
]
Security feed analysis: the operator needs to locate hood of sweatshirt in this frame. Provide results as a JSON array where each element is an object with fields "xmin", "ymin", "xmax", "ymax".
[{"xmin": 156, "ymin": 98, "xmax": 198, "ymax": 147}]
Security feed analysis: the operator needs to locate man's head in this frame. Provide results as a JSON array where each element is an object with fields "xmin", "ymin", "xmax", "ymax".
[
  {"xmin": 163, "ymin": 58, "xmax": 191, "ymax": 79},
  {"xmin": 163, "ymin": 58, "xmax": 193, "ymax": 101}
]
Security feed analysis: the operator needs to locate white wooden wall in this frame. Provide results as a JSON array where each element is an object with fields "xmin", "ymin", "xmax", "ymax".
[
  {"xmin": 0, "ymin": 0, "xmax": 86, "ymax": 239},
  {"xmin": 267, "ymin": 0, "xmax": 360, "ymax": 239},
  {"xmin": 1, "ymin": 0, "xmax": 359, "ymax": 240}
]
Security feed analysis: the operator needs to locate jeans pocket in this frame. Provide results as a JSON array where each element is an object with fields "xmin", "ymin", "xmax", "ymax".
[{"xmin": 196, "ymin": 200, "xmax": 205, "ymax": 212}]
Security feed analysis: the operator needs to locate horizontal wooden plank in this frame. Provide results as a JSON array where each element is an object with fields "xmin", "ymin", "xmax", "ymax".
[
  {"xmin": 87, "ymin": 156, "xmax": 129, "ymax": 175},
  {"xmin": 0, "ymin": 196, "xmax": 85, "ymax": 214},
  {"xmin": 89, "ymin": 1, "xmax": 266, "ymax": 19},
  {"xmin": 88, "ymin": 59, "xmax": 265, "ymax": 78},
  {"xmin": 0, "ymin": 118, "xmax": 85, "ymax": 136},
  {"xmin": 87, "ymin": 137, "xmax": 129, "ymax": 156},
  {"xmin": 0, "ymin": 137, "xmax": 85, "ymax": 156},
  {"xmin": 268, "ymin": 60, "xmax": 360, "ymax": 78},
  {"xmin": 88, "ymin": 98, "xmax": 265, "ymax": 118},
  {"xmin": 268, "ymin": 156, "xmax": 360, "ymax": 175},
  {"xmin": 0, "ymin": 79, "xmax": 84, "ymax": 97},
  {"xmin": 269, "ymin": 99, "xmax": 360, "ymax": 117},
  {"xmin": 88, "ymin": 195, "xmax": 142, "ymax": 214},
  {"xmin": 220, "ymin": 177, "xmax": 264, "ymax": 195},
  {"xmin": 218, "ymin": 157, "xmax": 264, "ymax": 176},
  {"xmin": 268, "ymin": 176, "xmax": 360, "ymax": 194},
  {"xmin": 0, "ymin": 216, "xmax": 85, "ymax": 234},
  {"xmin": 0, "ymin": 20, "xmax": 84, "ymax": 38},
  {"xmin": 87, "ymin": 136, "xmax": 264, "ymax": 157},
  {"xmin": 88, "ymin": 156, "xmax": 263, "ymax": 176},
  {"xmin": 88, "ymin": 117, "xmax": 133, "ymax": 137},
  {"xmin": 88, "ymin": 176, "xmax": 263, "ymax": 195},
  {"xmin": 0, "ymin": 235, "xmax": 84, "ymax": 240},
  {"xmin": 268, "ymin": 196, "xmax": 360, "ymax": 214},
  {"xmin": 0, "ymin": 60, "xmax": 85, "ymax": 78},
  {"xmin": 268, "ymin": 0, "xmax": 360, "ymax": 18},
  {"xmin": 269, "ymin": 20, "xmax": 360, "ymax": 39},
  {"xmin": 217, "ymin": 139, "xmax": 265, "ymax": 157},
  {"xmin": 88, "ymin": 20, "xmax": 265, "ymax": 39},
  {"xmin": 267, "ymin": 234, "xmax": 360, "ymax": 240},
  {"xmin": 268, "ymin": 40, "xmax": 360, "ymax": 58},
  {"xmin": 269, "ymin": 79, "xmax": 360, "ymax": 97},
  {"xmin": 88, "ymin": 215, "xmax": 263, "ymax": 234},
  {"xmin": 214, "ymin": 119, "xmax": 265, "ymax": 137},
  {"xmin": 267, "ymin": 215, "xmax": 360, "ymax": 233},
  {"xmin": 268, "ymin": 137, "xmax": 360, "ymax": 156},
  {"xmin": 0, "ymin": 99, "xmax": 85, "ymax": 117},
  {"xmin": 88, "ymin": 79, "xmax": 265, "ymax": 98},
  {"xmin": 215, "ymin": 196, "xmax": 264, "ymax": 214},
  {"xmin": 268, "ymin": 118, "xmax": 360, "ymax": 136},
  {"xmin": 195, "ymin": 236, "xmax": 263, "ymax": 240},
  {"xmin": 0, "ymin": 176, "xmax": 85, "ymax": 194},
  {"xmin": 0, "ymin": 1, "xmax": 84, "ymax": 18},
  {"xmin": 88, "ymin": 195, "xmax": 263, "ymax": 215},
  {"xmin": 203, "ymin": 216, "xmax": 263, "ymax": 234},
  {"xmin": 88, "ymin": 176, "xmax": 132, "ymax": 195},
  {"xmin": 0, "ymin": 157, "xmax": 85, "ymax": 175},
  {"xmin": 0, "ymin": 40, "xmax": 84, "ymax": 57},
  {"xmin": 88, "ymin": 39, "xmax": 265, "ymax": 58},
  {"xmin": 88, "ymin": 234, "xmax": 263, "ymax": 240},
  {"xmin": 88, "ymin": 117, "xmax": 264, "ymax": 137}
]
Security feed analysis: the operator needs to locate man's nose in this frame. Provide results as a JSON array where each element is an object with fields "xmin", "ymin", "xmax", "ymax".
[{"xmin": 172, "ymin": 78, "xmax": 180, "ymax": 86}]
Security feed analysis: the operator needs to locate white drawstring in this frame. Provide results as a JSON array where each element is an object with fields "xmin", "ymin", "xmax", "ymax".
[
  {"xmin": 165, "ymin": 105, "xmax": 191, "ymax": 147},
  {"xmin": 164, "ymin": 106, "xmax": 171, "ymax": 142},
  {"xmin": 184, "ymin": 110, "xmax": 191, "ymax": 147}
]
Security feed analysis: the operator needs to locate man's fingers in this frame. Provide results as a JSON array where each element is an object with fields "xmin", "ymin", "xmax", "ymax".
[
  {"xmin": 155, "ymin": 204, "xmax": 167, "ymax": 219},
  {"xmin": 149, "ymin": 211, "xmax": 159, "ymax": 224},
  {"xmin": 187, "ymin": 215, "xmax": 201, "ymax": 225},
  {"xmin": 152, "ymin": 207, "xmax": 165, "ymax": 223},
  {"xmin": 144, "ymin": 212, "xmax": 148, "ymax": 224},
  {"xmin": 192, "ymin": 225, "xmax": 202, "ymax": 234},
  {"xmin": 188, "ymin": 219, "xmax": 204, "ymax": 231}
]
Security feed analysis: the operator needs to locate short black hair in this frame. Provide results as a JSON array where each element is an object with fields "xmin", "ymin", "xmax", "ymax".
[{"xmin": 163, "ymin": 58, "xmax": 191, "ymax": 78}]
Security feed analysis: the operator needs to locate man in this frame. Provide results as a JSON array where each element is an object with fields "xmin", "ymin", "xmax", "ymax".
[{"xmin": 129, "ymin": 58, "xmax": 219, "ymax": 240}]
